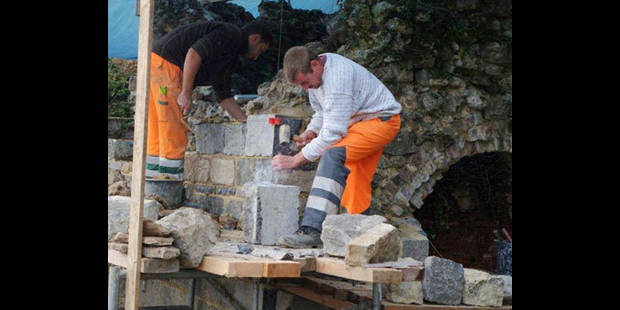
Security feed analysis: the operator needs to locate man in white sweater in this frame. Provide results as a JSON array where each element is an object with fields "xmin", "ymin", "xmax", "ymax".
[{"xmin": 272, "ymin": 46, "xmax": 402, "ymax": 248}]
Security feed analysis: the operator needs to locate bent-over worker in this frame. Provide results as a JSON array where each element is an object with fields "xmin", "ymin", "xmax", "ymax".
[
  {"xmin": 273, "ymin": 46, "xmax": 402, "ymax": 248},
  {"xmin": 147, "ymin": 20, "xmax": 272, "ymax": 180}
]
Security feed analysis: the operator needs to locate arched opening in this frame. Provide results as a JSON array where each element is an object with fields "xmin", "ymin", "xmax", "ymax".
[{"xmin": 414, "ymin": 151, "xmax": 512, "ymax": 273}]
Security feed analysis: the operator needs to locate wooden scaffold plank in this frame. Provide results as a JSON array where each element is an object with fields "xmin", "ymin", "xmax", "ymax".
[
  {"xmin": 124, "ymin": 0, "xmax": 155, "ymax": 309},
  {"xmin": 315, "ymin": 257, "xmax": 403, "ymax": 284}
]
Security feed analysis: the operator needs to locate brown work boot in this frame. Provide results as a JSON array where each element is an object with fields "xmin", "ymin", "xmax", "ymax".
[{"xmin": 278, "ymin": 226, "xmax": 322, "ymax": 248}]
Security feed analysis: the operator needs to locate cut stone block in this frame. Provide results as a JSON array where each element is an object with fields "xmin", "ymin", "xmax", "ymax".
[
  {"xmin": 422, "ymin": 256, "xmax": 464, "ymax": 305},
  {"xmin": 497, "ymin": 275, "xmax": 512, "ymax": 299},
  {"xmin": 184, "ymin": 152, "xmax": 210, "ymax": 183},
  {"xmin": 462, "ymin": 268, "xmax": 504, "ymax": 307},
  {"xmin": 345, "ymin": 223, "xmax": 400, "ymax": 266},
  {"xmin": 273, "ymin": 169, "xmax": 316, "ymax": 193},
  {"xmin": 222, "ymin": 124, "xmax": 246, "ymax": 155},
  {"xmin": 108, "ymin": 139, "xmax": 133, "ymax": 160},
  {"xmin": 195, "ymin": 123, "xmax": 225, "ymax": 154},
  {"xmin": 111, "ymin": 232, "xmax": 174, "ymax": 246},
  {"xmin": 242, "ymin": 183, "xmax": 300, "ymax": 245},
  {"xmin": 142, "ymin": 246, "xmax": 181, "ymax": 260},
  {"xmin": 156, "ymin": 207, "xmax": 220, "ymax": 268},
  {"xmin": 321, "ymin": 214, "xmax": 387, "ymax": 257},
  {"xmin": 235, "ymin": 158, "xmax": 253, "ymax": 186},
  {"xmin": 210, "ymin": 157, "xmax": 235, "ymax": 185},
  {"xmin": 398, "ymin": 223, "xmax": 429, "ymax": 261},
  {"xmin": 245, "ymin": 114, "xmax": 276, "ymax": 156},
  {"xmin": 383, "ymin": 281, "xmax": 423, "ymax": 305},
  {"xmin": 108, "ymin": 196, "xmax": 159, "ymax": 241}
]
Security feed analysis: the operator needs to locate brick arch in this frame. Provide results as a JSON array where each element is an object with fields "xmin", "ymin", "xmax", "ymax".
[{"xmin": 378, "ymin": 122, "xmax": 512, "ymax": 213}]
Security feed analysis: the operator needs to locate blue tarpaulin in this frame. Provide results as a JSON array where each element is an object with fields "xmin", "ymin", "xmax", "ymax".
[{"xmin": 108, "ymin": 0, "xmax": 341, "ymax": 59}]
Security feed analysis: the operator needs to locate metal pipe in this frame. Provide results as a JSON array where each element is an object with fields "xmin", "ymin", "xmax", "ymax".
[
  {"xmin": 372, "ymin": 283, "xmax": 382, "ymax": 310},
  {"xmin": 253, "ymin": 278, "xmax": 260, "ymax": 310},
  {"xmin": 189, "ymin": 278, "xmax": 196, "ymax": 309},
  {"xmin": 108, "ymin": 266, "xmax": 121, "ymax": 310},
  {"xmin": 233, "ymin": 94, "xmax": 259, "ymax": 103}
]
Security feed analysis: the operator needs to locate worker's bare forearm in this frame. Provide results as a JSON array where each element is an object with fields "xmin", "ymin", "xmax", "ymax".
[
  {"xmin": 220, "ymin": 97, "xmax": 247, "ymax": 122},
  {"xmin": 181, "ymin": 48, "xmax": 202, "ymax": 95}
]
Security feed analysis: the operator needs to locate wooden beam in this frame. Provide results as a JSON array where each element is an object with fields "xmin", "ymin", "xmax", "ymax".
[
  {"xmin": 125, "ymin": 0, "xmax": 154, "ymax": 308},
  {"xmin": 315, "ymin": 257, "xmax": 402, "ymax": 284},
  {"xmin": 273, "ymin": 282, "xmax": 356, "ymax": 310},
  {"xmin": 197, "ymin": 255, "xmax": 301, "ymax": 278},
  {"xmin": 197, "ymin": 256, "xmax": 265, "ymax": 277}
]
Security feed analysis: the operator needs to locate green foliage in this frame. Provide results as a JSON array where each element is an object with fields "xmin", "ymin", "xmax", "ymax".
[{"xmin": 108, "ymin": 58, "xmax": 133, "ymax": 118}]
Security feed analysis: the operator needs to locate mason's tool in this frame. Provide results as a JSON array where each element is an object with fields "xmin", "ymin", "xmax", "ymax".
[{"xmin": 180, "ymin": 116, "xmax": 197, "ymax": 135}]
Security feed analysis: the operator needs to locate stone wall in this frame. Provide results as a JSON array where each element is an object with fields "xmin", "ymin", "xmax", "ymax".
[{"xmin": 245, "ymin": 0, "xmax": 512, "ymax": 222}]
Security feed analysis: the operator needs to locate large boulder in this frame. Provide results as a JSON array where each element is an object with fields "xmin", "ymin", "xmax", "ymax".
[
  {"xmin": 321, "ymin": 214, "xmax": 386, "ymax": 257},
  {"xmin": 156, "ymin": 207, "xmax": 220, "ymax": 268}
]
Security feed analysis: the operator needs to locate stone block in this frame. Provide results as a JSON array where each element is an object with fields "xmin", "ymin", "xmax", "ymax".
[
  {"xmin": 222, "ymin": 124, "xmax": 246, "ymax": 155},
  {"xmin": 422, "ymin": 256, "xmax": 464, "ymax": 305},
  {"xmin": 462, "ymin": 268, "xmax": 504, "ymax": 307},
  {"xmin": 210, "ymin": 157, "xmax": 235, "ymax": 185},
  {"xmin": 235, "ymin": 158, "xmax": 253, "ymax": 186},
  {"xmin": 254, "ymin": 159, "xmax": 273, "ymax": 183},
  {"xmin": 190, "ymin": 194, "xmax": 224, "ymax": 217},
  {"xmin": 245, "ymin": 114, "xmax": 276, "ymax": 156},
  {"xmin": 108, "ymin": 196, "xmax": 159, "ymax": 241},
  {"xmin": 142, "ymin": 246, "xmax": 181, "ymax": 259},
  {"xmin": 195, "ymin": 123, "xmax": 225, "ymax": 154},
  {"xmin": 398, "ymin": 223, "xmax": 429, "ymax": 261},
  {"xmin": 321, "ymin": 214, "xmax": 387, "ymax": 257},
  {"xmin": 242, "ymin": 183, "xmax": 300, "ymax": 245},
  {"xmin": 273, "ymin": 169, "xmax": 316, "ymax": 193},
  {"xmin": 184, "ymin": 152, "xmax": 210, "ymax": 182},
  {"xmin": 345, "ymin": 223, "xmax": 400, "ymax": 266},
  {"xmin": 108, "ymin": 139, "xmax": 133, "ymax": 160},
  {"xmin": 383, "ymin": 281, "xmax": 423, "ymax": 304},
  {"xmin": 156, "ymin": 207, "xmax": 220, "ymax": 268},
  {"xmin": 497, "ymin": 275, "xmax": 512, "ymax": 299}
]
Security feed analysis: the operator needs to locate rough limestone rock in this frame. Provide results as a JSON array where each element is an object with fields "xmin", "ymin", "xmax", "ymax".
[
  {"xmin": 108, "ymin": 180, "xmax": 130, "ymax": 196},
  {"xmin": 383, "ymin": 281, "xmax": 424, "ymax": 305},
  {"xmin": 156, "ymin": 207, "xmax": 220, "ymax": 268},
  {"xmin": 398, "ymin": 223, "xmax": 429, "ymax": 261},
  {"xmin": 462, "ymin": 268, "xmax": 504, "ymax": 307},
  {"xmin": 242, "ymin": 183, "xmax": 300, "ymax": 245},
  {"xmin": 422, "ymin": 256, "xmax": 465, "ymax": 305},
  {"xmin": 108, "ymin": 196, "xmax": 160, "ymax": 241},
  {"xmin": 321, "ymin": 214, "xmax": 386, "ymax": 257},
  {"xmin": 345, "ymin": 223, "xmax": 400, "ymax": 266}
]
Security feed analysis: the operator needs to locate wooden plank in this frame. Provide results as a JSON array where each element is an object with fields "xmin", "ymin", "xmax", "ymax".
[
  {"xmin": 197, "ymin": 256, "xmax": 265, "ymax": 277},
  {"xmin": 125, "ymin": 0, "xmax": 155, "ymax": 308},
  {"xmin": 315, "ymin": 257, "xmax": 402, "ymax": 284},
  {"xmin": 382, "ymin": 302, "xmax": 512, "ymax": 310},
  {"xmin": 263, "ymin": 260, "xmax": 301, "ymax": 278},
  {"xmin": 273, "ymin": 282, "xmax": 356, "ymax": 310},
  {"xmin": 108, "ymin": 249, "xmax": 180, "ymax": 273}
]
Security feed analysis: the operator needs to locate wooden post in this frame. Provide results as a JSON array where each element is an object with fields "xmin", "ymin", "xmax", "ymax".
[{"xmin": 124, "ymin": 0, "xmax": 154, "ymax": 309}]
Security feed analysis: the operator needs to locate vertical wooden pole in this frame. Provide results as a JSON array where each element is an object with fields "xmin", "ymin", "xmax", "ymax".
[{"xmin": 124, "ymin": 0, "xmax": 154, "ymax": 309}]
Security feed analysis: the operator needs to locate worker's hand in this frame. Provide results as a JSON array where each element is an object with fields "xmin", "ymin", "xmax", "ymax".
[
  {"xmin": 296, "ymin": 130, "xmax": 317, "ymax": 147},
  {"xmin": 272, "ymin": 154, "xmax": 298, "ymax": 170},
  {"xmin": 177, "ymin": 91, "xmax": 193, "ymax": 115}
]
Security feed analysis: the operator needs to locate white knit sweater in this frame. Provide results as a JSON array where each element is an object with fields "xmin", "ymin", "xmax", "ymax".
[{"xmin": 301, "ymin": 53, "xmax": 402, "ymax": 162}]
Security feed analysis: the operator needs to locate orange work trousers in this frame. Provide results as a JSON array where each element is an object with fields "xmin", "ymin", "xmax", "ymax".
[
  {"xmin": 146, "ymin": 53, "xmax": 188, "ymax": 179},
  {"xmin": 333, "ymin": 114, "xmax": 401, "ymax": 214}
]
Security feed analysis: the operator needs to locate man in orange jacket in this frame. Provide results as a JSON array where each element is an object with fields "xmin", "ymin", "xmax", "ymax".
[{"xmin": 147, "ymin": 20, "xmax": 272, "ymax": 179}]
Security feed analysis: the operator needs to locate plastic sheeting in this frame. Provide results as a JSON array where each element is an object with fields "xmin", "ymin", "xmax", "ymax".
[{"xmin": 108, "ymin": 0, "xmax": 341, "ymax": 59}]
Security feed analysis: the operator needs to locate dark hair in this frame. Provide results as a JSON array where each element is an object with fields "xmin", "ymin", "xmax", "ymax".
[{"xmin": 242, "ymin": 19, "xmax": 273, "ymax": 46}]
